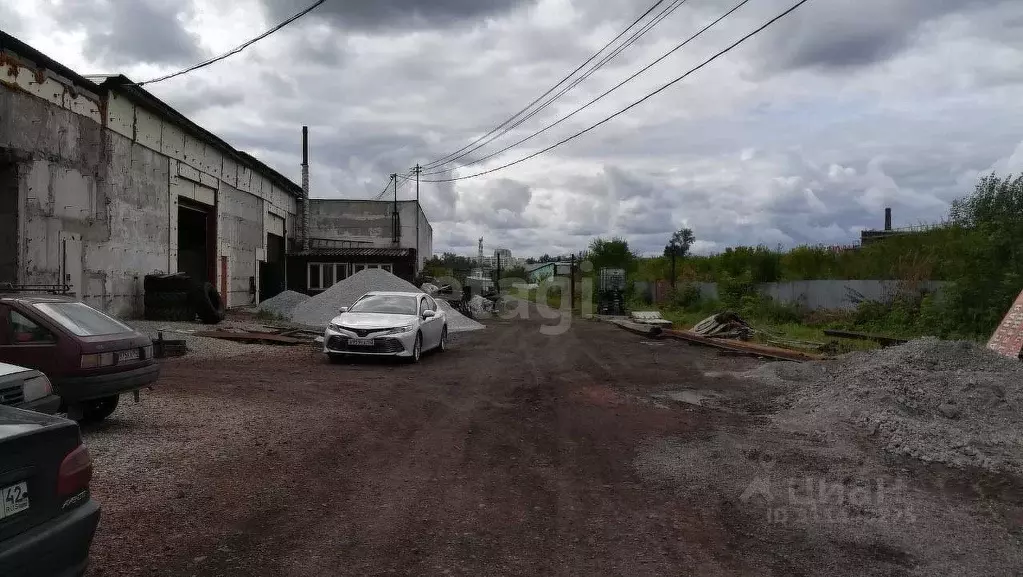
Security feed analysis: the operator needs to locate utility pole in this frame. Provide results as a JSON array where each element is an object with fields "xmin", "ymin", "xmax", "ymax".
[
  {"xmin": 570, "ymin": 253, "xmax": 576, "ymax": 314},
  {"xmin": 391, "ymin": 173, "xmax": 399, "ymax": 245},
  {"xmin": 412, "ymin": 164, "xmax": 422, "ymax": 274}
]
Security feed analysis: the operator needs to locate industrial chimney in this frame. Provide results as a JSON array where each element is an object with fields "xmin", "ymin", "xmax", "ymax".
[
  {"xmin": 301, "ymin": 126, "xmax": 310, "ymax": 251},
  {"xmin": 884, "ymin": 207, "xmax": 892, "ymax": 231}
]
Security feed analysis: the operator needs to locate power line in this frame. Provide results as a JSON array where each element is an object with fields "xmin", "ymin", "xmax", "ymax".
[
  {"xmin": 420, "ymin": 0, "xmax": 671, "ymax": 170},
  {"xmin": 137, "ymin": 0, "xmax": 328, "ymax": 86},
  {"xmin": 373, "ymin": 172, "xmax": 411, "ymax": 200},
  {"xmin": 423, "ymin": 0, "xmax": 754, "ymax": 178},
  {"xmin": 423, "ymin": 0, "xmax": 812, "ymax": 184},
  {"xmin": 425, "ymin": 0, "xmax": 689, "ymax": 175}
]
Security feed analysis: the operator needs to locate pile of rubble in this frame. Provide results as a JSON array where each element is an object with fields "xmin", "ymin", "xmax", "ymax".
[{"xmin": 746, "ymin": 338, "xmax": 1023, "ymax": 475}]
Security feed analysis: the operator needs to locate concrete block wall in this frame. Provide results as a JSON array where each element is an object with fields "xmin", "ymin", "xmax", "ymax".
[
  {"xmin": 1, "ymin": 45, "xmax": 299, "ymax": 316},
  {"xmin": 307, "ymin": 199, "xmax": 434, "ymax": 270}
]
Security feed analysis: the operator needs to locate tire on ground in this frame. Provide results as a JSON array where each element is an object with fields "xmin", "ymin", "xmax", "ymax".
[
  {"xmin": 78, "ymin": 395, "xmax": 120, "ymax": 423},
  {"xmin": 144, "ymin": 273, "xmax": 192, "ymax": 294},
  {"xmin": 190, "ymin": 281, "xmax": 226, "ymax": 324},
  {"xmin": 144, "ymin": 305, "xmax": 195, "ymax": 322}
]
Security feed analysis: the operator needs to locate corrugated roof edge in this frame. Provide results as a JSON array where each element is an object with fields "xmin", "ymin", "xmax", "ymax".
[{"xmin": 0, "ymin": 31, "xmax": 301, "ymax": 199}]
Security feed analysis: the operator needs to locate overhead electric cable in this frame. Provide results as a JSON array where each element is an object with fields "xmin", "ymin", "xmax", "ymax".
[
  {"xmin": 137, "ymin": 0, "xmax": 328, "ymax": 86},
  {"xmin": 422, "ymin": 0, "xmax": 811, "ymax": 183},
  {"xmin": 422, "ymin": 0, "xmax": 755, "ymax": 178},
  {"xmin": 420, "ymin": 0, "xmax": 671, "ymax": 170},
  {"xmin": 425, "ymin": 0, "xmax": 690, "ymax": 173}
]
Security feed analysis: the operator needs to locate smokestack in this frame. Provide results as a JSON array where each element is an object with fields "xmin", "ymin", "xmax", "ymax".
[
  {"xmin": 884, "ymin": 207, "xmax": 892, "ymax": 231},
  {"xmin": 301, "ymin": 126, "xmax": 310, "ymax": 251}
]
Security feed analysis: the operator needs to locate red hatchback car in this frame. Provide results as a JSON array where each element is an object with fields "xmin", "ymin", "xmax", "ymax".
[{"xmin": 0, "ymin": 294, "xmax": 159, "ymax": 422}]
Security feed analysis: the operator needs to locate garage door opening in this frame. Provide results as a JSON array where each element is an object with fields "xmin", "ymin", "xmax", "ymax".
[
  {"xmin": 259, "ymin": 232, "xmax": 286, "ymax": 301},
  {"xmin": 178, "ymin": 199, "xmax": 214, "ymax": 284}
]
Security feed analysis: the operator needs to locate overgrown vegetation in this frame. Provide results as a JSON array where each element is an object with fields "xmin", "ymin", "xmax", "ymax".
[{"xmin": 636, "ymin": 173, "xmax": 1023, "ymax": 341}]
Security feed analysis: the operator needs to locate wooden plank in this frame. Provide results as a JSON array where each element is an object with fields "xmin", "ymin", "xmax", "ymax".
[
  {"xmin": 987, "ymin": 288, "xmax": 1023, "ymax": 359},
  {"xmin": 194, "ymin": 331, "xmax": 307, "ymax": 345},
  {"xmin": 823, "ymin": 329, "xmax": 908, "ymax": 347},
  {"xmin": 660, "ymin": 329, "xmax": 824, "ymax": 362}
]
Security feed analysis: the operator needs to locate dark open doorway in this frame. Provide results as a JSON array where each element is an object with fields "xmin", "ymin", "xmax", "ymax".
[
  {"xmin": 0, "ymin": 154, "xmax": 18, "ymax": 283},
  {"xmin": 177, "ymin": 199, "xmax": 215, "ymax": 284},
  {"xmin": 259, "ymin": 232, "xmax": 286, "ymax": 301}
]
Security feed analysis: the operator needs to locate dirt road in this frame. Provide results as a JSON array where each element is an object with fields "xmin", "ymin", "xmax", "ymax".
[{"xmin": 82, "ymin": 311, "xmax": 1022, "ymax": 576}]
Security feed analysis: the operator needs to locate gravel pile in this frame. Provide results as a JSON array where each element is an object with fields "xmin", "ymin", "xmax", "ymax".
[
  {"xmin": 291, "ymin": 268, "xmax": 484, "ymax": 333},
  {"xmin": 256, "ymin": 290, "xmax": 309, "ymax": 320},
  {"xmin": 437, "ymin": 300, "xmax": 485, "ymax": 333},
  {"xmin": 746, "ymin": 338, "xmax": 1023, "ymax": 474}
]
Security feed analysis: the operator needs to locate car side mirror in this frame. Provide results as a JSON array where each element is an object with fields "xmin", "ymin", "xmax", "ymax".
[
  {"xmin": 338, "ymin": 307, "xmax": 348, "ymax": 314},
  {"xmin": 422, "ymin": 309, "xmax": 436, "ymax": 319}
]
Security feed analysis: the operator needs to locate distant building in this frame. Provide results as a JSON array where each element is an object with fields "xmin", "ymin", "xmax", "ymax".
[
  {"xmin": 287, "ymin": 199, "xmax": 433, "ymax": 294},
  {"xmin": 525, "ymin": 262, "xmax": 572, "ymax": 282},
  {"xmin": 860, "ymin": 207, "xmax": 935, "ymax": 245}
]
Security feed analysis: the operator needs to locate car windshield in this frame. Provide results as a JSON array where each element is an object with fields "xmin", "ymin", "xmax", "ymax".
[
  {"xmin": 32, "ymin": 302, "xmax": 134, "ymax": 336},
  {"xmin": 348, "ymin": 295, "xmax": 418, "ymax": 315}
]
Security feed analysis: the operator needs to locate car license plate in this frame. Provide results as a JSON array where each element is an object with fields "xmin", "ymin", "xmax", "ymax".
[
  {"xmin": 348, "ymin": 337, "xmax": 374, "ymax": 346},
  {"xmin": 1, "ymin": 482, "xmax": 29, "ymax": 519},
  {"xmin": 118, "ymin": 349, "xmax": 140, "ymax": 363}
]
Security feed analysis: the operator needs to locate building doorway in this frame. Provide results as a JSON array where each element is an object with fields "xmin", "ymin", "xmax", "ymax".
[
  {"xmin": 259, "ymin": 232, "xmax": 286, "ymax": 301},
  {"xmin": 177, "ymin": 199, "xmax": 215, "ymax": 283}
]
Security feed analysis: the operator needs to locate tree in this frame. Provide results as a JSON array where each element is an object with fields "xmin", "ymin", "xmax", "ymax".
[
  {"xmin": 663, "ymin": 228, "xmax": 695, "ymax": 288},
  {"xmin": 588, "ymin": 237, "xmax": 637, "ymax": 274}
]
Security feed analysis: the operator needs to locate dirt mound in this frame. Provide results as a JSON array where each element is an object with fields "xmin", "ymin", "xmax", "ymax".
[{"xmin": 745, "ymin": 338, "xmax": 1023, "ymax": 475}]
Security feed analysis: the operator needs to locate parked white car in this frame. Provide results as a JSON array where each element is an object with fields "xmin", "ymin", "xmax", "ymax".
[
  {"xmin": 0, "ymin": 362, "xmax": 61, "ymax": 414},
  {"xmin": 323, "ymin": 291, "xmax": 448, "ymax": 363}
]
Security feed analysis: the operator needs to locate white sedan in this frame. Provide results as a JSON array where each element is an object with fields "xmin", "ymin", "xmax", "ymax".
[{"xmin": 323, "ymin": 291, "xmax": 448, "ymax": 363}]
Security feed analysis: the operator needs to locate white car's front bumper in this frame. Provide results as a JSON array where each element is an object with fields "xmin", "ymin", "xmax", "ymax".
[{"xmin": 323, "ymin": 327, "xmax": 418, "ymax": 357}]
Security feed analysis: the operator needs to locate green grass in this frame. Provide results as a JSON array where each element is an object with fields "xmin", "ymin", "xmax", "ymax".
[{"xmin": 655, "ymin": 308, "xmax": 881, "ymax": 354}]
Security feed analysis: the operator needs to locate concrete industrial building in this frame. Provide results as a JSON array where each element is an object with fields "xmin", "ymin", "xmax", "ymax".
[
  {"xmin": 288, "ymin": 199, "xmax": 433, "ymax": 293},
  {"xmin": 1, "ymin": 32, "xmax": 300, "ymax": 316}
]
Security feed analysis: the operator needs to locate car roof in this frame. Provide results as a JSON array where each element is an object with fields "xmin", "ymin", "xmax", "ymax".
[
  {"xmin": 362, "ymin": 291, "xmax": 424, "ymax": 297},
  {"xmin": 0, "ymin": 294, "xmax": 78, "ymax": 304}
]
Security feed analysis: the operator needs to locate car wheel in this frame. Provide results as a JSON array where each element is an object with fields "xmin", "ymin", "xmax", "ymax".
[
  {"xmin": 409, "ymin": 333, "xmax": 422, "ymax": 363},
  {"xmin": 328, "ymin": 353, "xmax": 346, "ymax": 364},
  {"xmin": 438, "ymin": 326, "xmax": 448, "ymax": 352},
  {"xmin": 79, "ymin": 395, "xmax": 120, "ymax": 423}
]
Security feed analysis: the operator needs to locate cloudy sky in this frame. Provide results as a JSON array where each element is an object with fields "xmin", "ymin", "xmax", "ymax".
[{"xmin": 3, "ymin": 0, "xmax": 1022, "ymax": 257}]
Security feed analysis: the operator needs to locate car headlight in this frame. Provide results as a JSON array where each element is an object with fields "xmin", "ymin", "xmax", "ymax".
[
  {"xmin": 23, "ymin": 374, "xmax": 53, "ymax": 403},
  {"xmin": 379, "ymin": 324, "xmax": 415, "ymax": 336},
  {"xmin": 328, "ymin": 323, "xmax": 352, "ymax": 334}
]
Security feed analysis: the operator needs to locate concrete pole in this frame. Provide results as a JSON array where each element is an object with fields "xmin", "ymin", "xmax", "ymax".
[{"xmin": 414, "ymin": 164, "xmax": 421, "ymax": 274}]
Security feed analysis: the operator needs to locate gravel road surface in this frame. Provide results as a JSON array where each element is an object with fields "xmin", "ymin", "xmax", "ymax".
[{"xmin": 82, "ymin": 308, "xmax": 1023, "ymax": 576}]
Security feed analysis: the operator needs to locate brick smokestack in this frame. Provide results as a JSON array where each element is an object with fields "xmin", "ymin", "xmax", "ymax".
[{"xmin": 884, "ymin": 207, "xmax": 892, "ymax": 231}]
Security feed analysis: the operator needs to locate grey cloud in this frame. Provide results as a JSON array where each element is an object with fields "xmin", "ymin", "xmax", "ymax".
[
  {"xmin": 759, "ymin": 0, "xmax": 1013, "ymax": 72},
  {"xmin": 56, "ymin": 0, "xmax": 204, "ymax": 67},
  {"xmin": 261, "ymin": 0, "xmax": 532, "ymax": 30}
]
